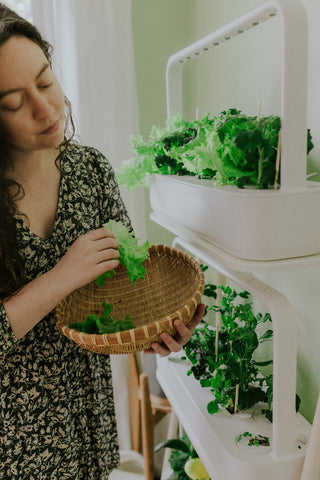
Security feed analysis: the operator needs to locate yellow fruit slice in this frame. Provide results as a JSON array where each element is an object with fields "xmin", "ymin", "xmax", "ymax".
[{"xmin": 184, "ymin": 457, "xmax": 210, "ymax": 480}]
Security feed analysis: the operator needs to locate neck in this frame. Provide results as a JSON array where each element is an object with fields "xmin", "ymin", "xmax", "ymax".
[{"xmin": 8, "ymin": 147, "xmax": 60, "ymax": 184}]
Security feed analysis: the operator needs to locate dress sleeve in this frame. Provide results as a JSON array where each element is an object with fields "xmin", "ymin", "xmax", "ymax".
[{"xmin": 0, "ymin": 303, "xmax": 21, "ymax": 356}]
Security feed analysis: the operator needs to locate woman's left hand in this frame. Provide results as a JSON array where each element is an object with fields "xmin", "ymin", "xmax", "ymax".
[{"xmin": 144, "ymin": 303, "xmax": 206, "ymax": 357}]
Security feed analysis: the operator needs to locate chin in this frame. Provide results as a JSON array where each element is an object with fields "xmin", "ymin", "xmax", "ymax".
[{"xmin": 46, "ymin": 128, "xmax": 65, "ymax": 149}]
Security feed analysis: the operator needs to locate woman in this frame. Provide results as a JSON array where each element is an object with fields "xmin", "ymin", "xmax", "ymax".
[{"xmin": 0, "ymin": 4, "xmax": 204, "ymax": 480}]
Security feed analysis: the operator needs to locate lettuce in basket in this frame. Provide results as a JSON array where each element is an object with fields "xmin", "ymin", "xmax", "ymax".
[
  {"xmin": 94, "ymin": 220, "xmax": 150, "ymax": 287},
  {"xmin": 70, "ymin": 302, "xmax": 134, "ymax": 334}
]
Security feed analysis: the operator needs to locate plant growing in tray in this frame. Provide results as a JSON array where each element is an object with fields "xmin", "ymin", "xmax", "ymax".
[
  {"xmin": 183, "ymin": 274, "xmax": 302, "ymax": 420},
  {"xmin": 117, "ymin": 108, "xmax": 314, "ymax": 191},
  {"xmin": 183, "ymin": 278, "xmax": 275, "ymax": 419},
  {"xmin": 236, "ymin": 431, "xmax": 270, "ymax": 448},
  {"xmin": 155, "ymin": 434, "xmax": 210, "ymax": 480}
]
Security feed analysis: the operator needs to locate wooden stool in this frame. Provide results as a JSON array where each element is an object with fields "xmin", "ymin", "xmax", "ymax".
[{"xmin": 129, "ymin": 353, "xmax": 173, "ymax": 480}]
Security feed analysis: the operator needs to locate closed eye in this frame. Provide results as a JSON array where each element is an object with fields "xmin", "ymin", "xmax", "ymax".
[
  {"xmin": 38, "ymin": 82, "xmax": 53, "ymax": 89},
  {"xmin": 3, "ymin": 104, "xmax": 23, "ymax": 112},
  {"xmin": 0, "ymin": 93, "xmax": 23, "ymax": 112}
]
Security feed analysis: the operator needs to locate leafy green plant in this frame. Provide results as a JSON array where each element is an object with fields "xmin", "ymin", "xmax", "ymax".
[
  {"xmin": 183, "ymin": 283, "xmax": 274, "ymax": 418},
  {"xmin": 70, "ymin": 302, "xmax": 134, "ymax": 334},
  {"xmin": 117, "ymin": 108, "xmax": 314, "ymax": 190},
  {"xmin": 95, "ymin": 220, "xmax": 150, "ymax": 286},
  {"xmin": 236, "ymin": 431, "xmax": 270, "ymax": 447},
  {"xmin": 155, "ymin": 436, "xmax": 210, "ymax": 480}
]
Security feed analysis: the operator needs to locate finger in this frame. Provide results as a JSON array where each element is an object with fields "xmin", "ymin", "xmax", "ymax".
[
  {"xmin": 171, "ymin": 320, "xmax": 192, "ymax": 345},
  {"xmin": 143, "ymin": 348, "xmax": 156, "ymax": 355},
  {"xmin": 158, "ymin": 330, "xmax": 183, "ymax": 353},
  {"xmin": 87, "ymin": 227, "xmax": 117, "ymax": 241},
  {"xmin": 94, "ymin": 258, "xmax": 120, "ymax": 277},
  {"xmin": 146, "ymin": 341, "xmax": 172, "ymax": 357},
  {"xmin": 143, "ymin": 304, "xmax": 206, "ymax": 356},
  {"xmin": 96, "ymin": 238, "xmax": 119, "ymax": 252},
  {"xmin": 171, "ymin": 304, "xmax": 205, "ymax": 344},
  {"xmin": 143, "ymin": 331, "xmax": 181, "ymax": 355},
  {"xmin": 98, "ymin": 257, "xmax": 120, "ymax": 269},
  {"xmin": 184, "ymin": 303, "xmax": 206, "ymax": 331},
  {"xmin": 96, "ymin": 248, "xmax": 120, "ymax": 263}
]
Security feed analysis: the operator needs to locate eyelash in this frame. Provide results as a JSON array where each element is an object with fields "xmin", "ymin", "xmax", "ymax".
[
  {"xmin": 2, "ymin": 82, "xmax": 54, "ymax": 111},
  {"xmin": 4, "ymin": 104, "xmax": 22, "ymax": 113},
  {"xmin": 39, "ymin": 82, "xmax": 53, "ymax": 89}
]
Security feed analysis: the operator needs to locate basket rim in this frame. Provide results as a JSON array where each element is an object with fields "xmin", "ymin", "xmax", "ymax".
[{"xmin": 55, "ymin": 244, "xmax": 205, "ymax": 348}]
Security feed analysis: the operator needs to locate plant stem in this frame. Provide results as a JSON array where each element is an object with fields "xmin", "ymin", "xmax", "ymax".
[
  {"xmin": 215, "ymin": 273, "xmax": 225, "ymax": 361},
  {"xmin": 274, "ymin": 129, "xmax": 281, "ymax": 189},
  {"xmin": 234, "ymin": 384, "xmax": 240, "ymax": 413}
]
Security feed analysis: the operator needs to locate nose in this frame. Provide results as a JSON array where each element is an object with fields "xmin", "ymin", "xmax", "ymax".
[{"xmin": 31, "ymin": 92, "xmax": 53, "ymax": 120}]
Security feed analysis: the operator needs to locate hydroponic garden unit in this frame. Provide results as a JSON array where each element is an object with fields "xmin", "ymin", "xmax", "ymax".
[
  {"xmin": 156, "ymin": 237, "xmax": 311, "ymax": 480},
  {"xmin": 151, "ymin": 1, "xmax": 318, "ymax": 480},
  {"xmin": 149, "ymin": 0, "xmax": 320, "ymax": 262}
]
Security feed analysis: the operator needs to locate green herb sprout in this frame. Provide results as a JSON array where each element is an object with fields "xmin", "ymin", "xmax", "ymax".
[
  {"xmin": 184, "ymin": 282, "xmax": 274, "ymax": 417},
  {"xmin": 184, "ymin": 276, "xmax": 301, "ymax": 420},
  {"xmin": 236, "ymin": 431, "xmax": 270, "ymax": 447}
]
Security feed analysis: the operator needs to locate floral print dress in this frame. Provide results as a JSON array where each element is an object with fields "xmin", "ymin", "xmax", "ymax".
[{"xmin": 0, "ymin": 145, "xmax": 132, "ymax": 480}]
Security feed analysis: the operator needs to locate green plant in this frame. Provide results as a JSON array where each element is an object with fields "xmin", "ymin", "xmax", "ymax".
[
  {"xmin": 236, "ymin": 431, "xmax": 270, "ymax": 447},
  {"xmin": 70, "ymin": 302, "xmax": 134, "ymax": 334},
  {"xmin": 95, "ymin": 220, "xmax": 150, "ymax": 286},
  {"xmin": 117, "ymin": 109, "xmax": 314, "ymax": 190},
  {"xmin": 183, "ymin": 283, "xmax": 274, "ymax": 418},
  {"xmin": 155, "ymin": 436, "xmax": 210, "ymax": 480}
]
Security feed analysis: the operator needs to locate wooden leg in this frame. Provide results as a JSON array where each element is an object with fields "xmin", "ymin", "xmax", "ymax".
[
  {"xmin": 129, "ymin": 353, "xmax": 173, "ymax": 480},
  {"xmin": 140, "ymin": 372, "xmax": 155, "ymax": 480},
  {"xmin": 129, "ymin": 353, "xmax": 141, "ymax": 453}
]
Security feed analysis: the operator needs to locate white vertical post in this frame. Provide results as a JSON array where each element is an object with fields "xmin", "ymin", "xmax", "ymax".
[{"xmin": 300, "ymin": 392, "xmax": 320, "ymax": 480}]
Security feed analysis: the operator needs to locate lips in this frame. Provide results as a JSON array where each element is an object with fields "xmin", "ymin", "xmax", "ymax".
[{"xmin": 40, "ymin": 120, "xmax": 60, "ymax": 135}]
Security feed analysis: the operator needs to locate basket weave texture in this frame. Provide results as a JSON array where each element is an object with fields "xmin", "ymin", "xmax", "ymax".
[{"xmin": 55, "ymin": 244, "xmax": 204, "ymax": 354}]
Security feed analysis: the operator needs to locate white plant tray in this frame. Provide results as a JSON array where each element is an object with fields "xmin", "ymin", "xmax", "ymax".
[
  {"xmin": 151, "ymin": 0, "xmax": 320, "ymax": 262},
  {"xmin": 156, "ymin": 352, "xmax": 311, "ymax": 480},
  {"xmin": 150, "ymin": 175, "xmax": 320, "ymax": 261}
]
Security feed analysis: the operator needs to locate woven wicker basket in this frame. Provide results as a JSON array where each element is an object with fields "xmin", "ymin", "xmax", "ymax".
[{"xmin": 55, "ymin": 244, "xmax": 205, "ymax": 354}]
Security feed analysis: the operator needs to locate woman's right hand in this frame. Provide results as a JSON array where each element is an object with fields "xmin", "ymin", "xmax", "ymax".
[
  {"xmin": 3, "ymin": 228, "xmax": 120, "ymax": 340},
  {"xmin": 54, "ymin": 227, "xmax": 120, "ymax": 292}
]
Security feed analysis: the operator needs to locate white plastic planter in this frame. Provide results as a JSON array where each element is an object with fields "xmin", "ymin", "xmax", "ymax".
[
  {"xmin": 150, "ymin": 175, "xmax": 320, "ymax": 260},
  {"xmin": 149, "ymin": 0, "xmax": 320, "ymax": 261},
  {"xmin": 156, "ymin": 351, "xmax": 311, "ymax": 480}
]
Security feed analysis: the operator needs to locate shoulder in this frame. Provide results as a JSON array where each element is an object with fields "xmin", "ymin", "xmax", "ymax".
[{"xmin": 62, "ymin": 143, "xmax": 114, "ymax": 175}]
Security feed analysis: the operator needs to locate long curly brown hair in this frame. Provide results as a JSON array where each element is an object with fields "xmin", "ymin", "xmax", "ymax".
[{"xmin": 0, "ymin": 4, "xmax": 75, "ymax": 300}]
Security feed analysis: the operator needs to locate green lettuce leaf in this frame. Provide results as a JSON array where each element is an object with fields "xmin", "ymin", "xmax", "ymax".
[
  {"xmin": 95, "ymin": 220, "xmax": 150, "ymax": 286},
  {"xmin": 70, "ymin": 302, "xmax": 134, "ymax": 334},
  {"xmin": 116, "ymin": 108, "xmax": 314, "ymax": 190}
]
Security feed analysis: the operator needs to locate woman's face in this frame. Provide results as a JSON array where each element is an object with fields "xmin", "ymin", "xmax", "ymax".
[{"xmin": 0, "ymin": 35, "xmax": 65, "ymax": 157}]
